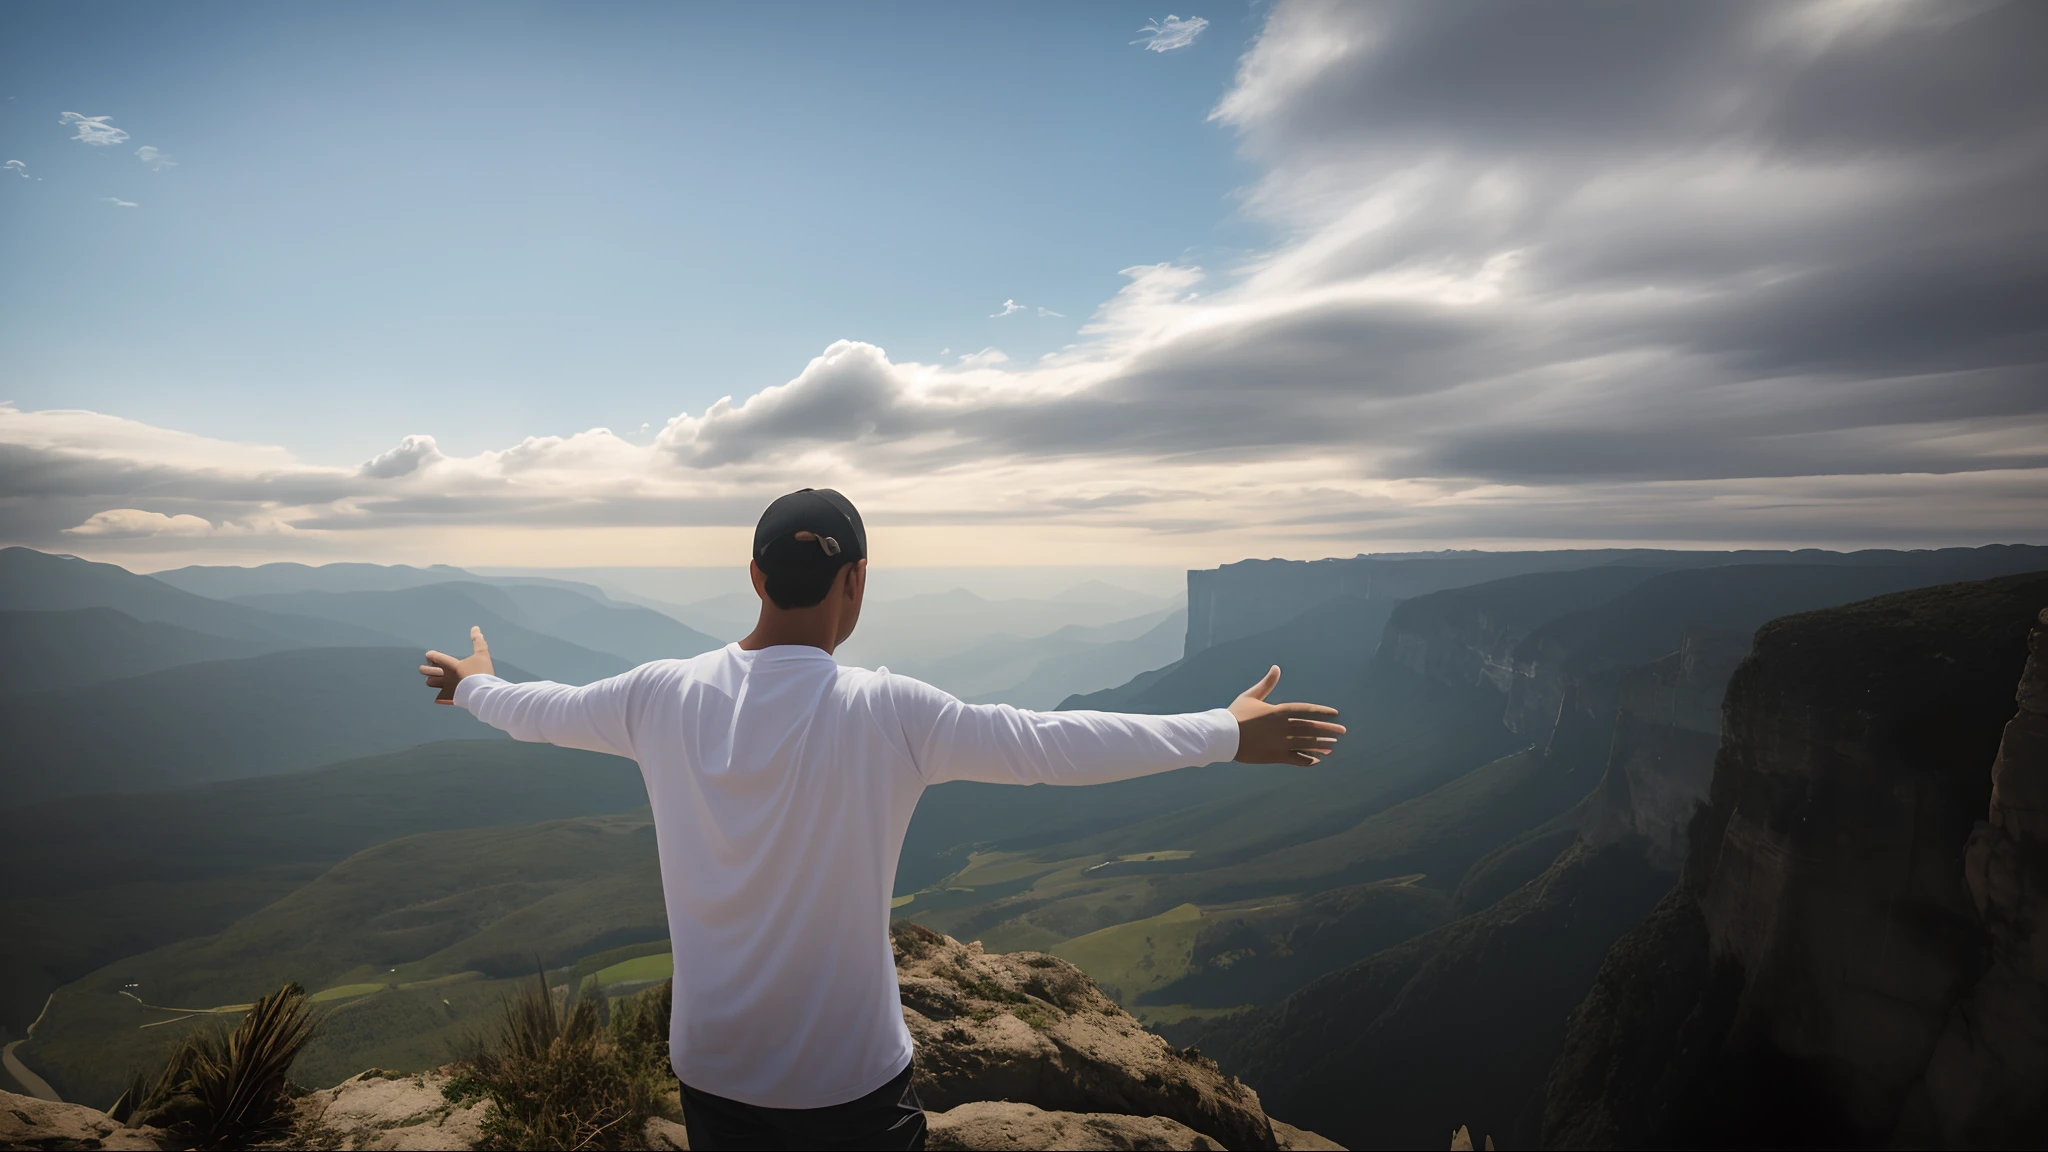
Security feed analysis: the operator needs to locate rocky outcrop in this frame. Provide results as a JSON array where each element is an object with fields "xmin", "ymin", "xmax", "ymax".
[
  {"xmin": 1542, "ymin": 572, "xmax": 2048, "ymax": 1149},
  {"xmin": 892, "ymin": 922, "xmax": 1290, "ymax": 1150},
  {"xmin": 1913, "ymin": 608, "xmax": 2048, "ymax": 1145},
  {"xmin": 925, "ymin": 1101, "xmax": 1346, "ymax": 1150},
  {"xmin": 283, "ymin": 1070, "xmax": 488, "ymax": 1151},
  {"xmin": 0, "ymin": 1089, "xmax": 162, "ymax": 1150},
  {"xmin": 927, "ymin": 1101, "xmax": 1222, "ymax": 1150}
]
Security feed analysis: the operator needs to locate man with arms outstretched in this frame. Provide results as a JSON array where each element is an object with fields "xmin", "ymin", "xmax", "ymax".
[{"xmin": 419, "ymin": 489, "xmax": 1344, "ymax": 1151}]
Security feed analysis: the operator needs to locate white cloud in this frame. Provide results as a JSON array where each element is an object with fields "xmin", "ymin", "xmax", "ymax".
[
  {"xmin": 1134, "ymin": 15, "xmax": 1209, "ymax": 53},
  {"xmin": 98, "ymin": 197, "xmax": 137, "ymax": 208},
  {"xmin": 65, "ymin": 509, "xmax": 217, "ymax": 538},
  {"xmin": 4, "ymin": 160, "xmax": 24, "ymax": 179},
  {"xmin": 60, "ymin": 112, "xmax": 129, "ymax": 146},
  {"xmin": 135, "ymin": 145, "xmax": 176, "ymax": 170},
  {"xmin": 991, "ymin": 299, "xmax": 1064, "ymax": 319}
]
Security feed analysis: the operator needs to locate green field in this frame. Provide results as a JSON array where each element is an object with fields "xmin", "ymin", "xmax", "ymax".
[
  {"xmin": 307, "ymin": 983, "xmax": 387, "ymax": 1004},
  {"xmin": 1050, "ymin": 903, "xmax": 1204, "ymax": 1001},
  {"xmin": 594, "ymin": 953, "xmax": 673, "ymax": 987}
]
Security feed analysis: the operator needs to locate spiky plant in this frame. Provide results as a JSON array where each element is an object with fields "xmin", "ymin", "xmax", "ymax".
[
  {"xmin": 456, "ymin": 966, "xmax": 677, "ymax": 1151},
  {"xmin": 135, "ymin": 982, "xmax": 318, "ymax": 1148}
]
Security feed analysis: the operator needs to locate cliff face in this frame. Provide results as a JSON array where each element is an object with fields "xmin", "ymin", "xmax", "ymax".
[
  {"xmin": 1915, "ymin": 608, "xmax": 2048, "ymax": 1145},
  {"xmin": 1578, "ymin": 629, "xmax": 1749, "ymax": 869},
  {"xmin": 1543, "ymin": 572, "xmax": 2048, "ymax": 1149}
]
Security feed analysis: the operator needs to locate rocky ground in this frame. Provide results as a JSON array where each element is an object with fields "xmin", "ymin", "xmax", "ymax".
[{"xmin": 0, "ymin": 924, "xmax": 1339, "ymax": 1150}]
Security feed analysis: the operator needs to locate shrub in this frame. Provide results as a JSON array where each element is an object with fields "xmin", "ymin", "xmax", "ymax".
[
  {"xmin": 453, "ymin": 966, "xmax": 678, "ymax": 1151},
  {"xmin": 131, "ymin": 982, "xmax": 318, "ymax": 1148}
]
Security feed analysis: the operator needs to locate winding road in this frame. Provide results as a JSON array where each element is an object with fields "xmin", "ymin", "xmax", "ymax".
[{"xmin": 3, "ymin": 994, "xmax": 60, "ymax": 1102}]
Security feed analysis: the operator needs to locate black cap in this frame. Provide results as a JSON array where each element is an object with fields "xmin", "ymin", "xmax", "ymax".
[{"xmin": 753, "ymin": 488, "xmax": 867, "ymax": 564}]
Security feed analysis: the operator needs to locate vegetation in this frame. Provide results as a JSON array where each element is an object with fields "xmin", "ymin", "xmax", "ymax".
[
  {"xmin": 129, "ymin": 982, "xmax": 319, "ymax": 1149},
  {"xmin": 0, "ymin": 739, "xmax": 645, "ymax": 1038},
  {"xmin": 448, "ymin": 970, "xmax": 677, "ymax": 1151}
]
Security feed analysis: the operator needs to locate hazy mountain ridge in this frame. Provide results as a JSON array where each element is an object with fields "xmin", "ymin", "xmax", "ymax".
[{"xmin": 0, "ymin": 647, "xmax": 535, "ymax": 808}]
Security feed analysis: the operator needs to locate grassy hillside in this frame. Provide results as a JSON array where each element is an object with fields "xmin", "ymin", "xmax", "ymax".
[
  {"xmin": 0, "ymin": 608, "xmax": 267, "ymax": 693},
  {"xmin": 0, "ymin": 647, "xmax": 536, "ymax": 807},
  {"xmin": 0, "ymin": 740, "xmax": 645, "ymax": 1033},
  {"xmin": 21, "ymin": 814, "xmax": 665, "ymax": 1104},
  {"xmin": 0, "ymin": 547, "xmax": 405, "ymax": 649}
]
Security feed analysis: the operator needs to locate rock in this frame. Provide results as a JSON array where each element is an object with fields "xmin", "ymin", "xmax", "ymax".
[
  {"xmin": 642, "ymin": 1115, "xmax": 690, "ymax": 1149},
  {"xmin": 927, "ymin": 1101, "xmax": 1222, "ymax": 1150},
  {"xmin": 284, "ymin": 1070, "xmax": 487, "ymax": 1151},
  {"xmin": 1914, "ymin": 608, "xmax": 2048, "ymax": 1147},
  {"xmin": 1578, "ymin": 629, "xmax": 1748, "ymax": 868},
  {"xmin": 1270, "ymin": 1118, "xmax": 1347, "ymax": 1151},
  {"xmin": 893, "ymin": 922, "xmax": 1281, "ymax": 1151},
  {"xmin": 1542, "ymin": 573, "xmax": 2048, "ymax": 1148},
  {"xmin": 0, "ymin": 1089, "xmax": 163, "ymax": 1150}
]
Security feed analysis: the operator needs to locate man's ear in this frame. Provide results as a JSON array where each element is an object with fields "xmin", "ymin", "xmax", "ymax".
[
  {"xmin": 749, "ymin": 560, "xmax": 768, "ymax": 599},
  {"xmin": 845, "ymin": 559, "xmax": 867, "ymax": 599}
]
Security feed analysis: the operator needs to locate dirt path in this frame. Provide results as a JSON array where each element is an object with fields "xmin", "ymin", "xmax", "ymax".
[{"xmin": 3, "ymin": 994, "xmax": 60, "ymax": 1102}]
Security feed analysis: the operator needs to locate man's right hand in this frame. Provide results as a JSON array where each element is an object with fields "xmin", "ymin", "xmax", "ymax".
[
  {"xmin": 420, "ymin": 626, "xmax": 493, "ymax": 705},
  {"xmin": 1230, "ymin": 666, "xmax": 1345, "ymax": 766}
]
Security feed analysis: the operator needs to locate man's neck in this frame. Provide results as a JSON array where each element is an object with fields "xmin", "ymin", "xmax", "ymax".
[{"xmin": 738, "ymin": 606, "xmax": 843, "ymax": 654}]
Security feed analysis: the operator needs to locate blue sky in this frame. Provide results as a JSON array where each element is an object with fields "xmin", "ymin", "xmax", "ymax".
[
  {"xmin": 2, "ymin": 2, "xmax": 2043, "ymax": 569},
  {"xmin": 2, "ymin": 2, "xmax": 1253, "ymax": 461}
]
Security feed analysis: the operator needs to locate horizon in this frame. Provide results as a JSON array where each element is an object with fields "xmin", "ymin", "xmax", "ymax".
[{"xmin": 5, "ymin": 1, "xmax": 2045, "ymax": 569}]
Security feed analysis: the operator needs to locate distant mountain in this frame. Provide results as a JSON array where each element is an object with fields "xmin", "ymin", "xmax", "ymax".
[
  {"xmin": 902, "ymin": 607, "xmax": 1180, "ymax": 701},
  {"xmin": 151, "ymin": 560, "xmax": 476, "ymax": 598},
  {"xmin": 967, "ymin": 610, "xmax": 1189, "ymax": 710},
  {"xmin": 835, "ymin": 587, "xmax": 1182, "ymax": 671},
  {"xmin": 1185, "ymin": 544, "xmax": 2048, "ymax": 660},
  {"xmin": 0, "ymin": 739, "xmax": 645, "ymax": 1034},
  {"xmin": 153, "ymin": 558, "xmax": 721, "ymax": 669},
  {"xmin": 0, "ymin": 548, "xmax": 406, "ymax": 649},
  {"xmin": 478, "ymin": 581, "xmax": 721, "ymax": 665},
  {"xmin": 0, "ymin": 608, "xmax": 266, "ymax": 694},
  {"xmin": 0, "ymin": 647, "xmax": 537, "ymax": 808},
  {"xmin": 227, "ymin": 585, "xmax": 630, "ymax": 685}
]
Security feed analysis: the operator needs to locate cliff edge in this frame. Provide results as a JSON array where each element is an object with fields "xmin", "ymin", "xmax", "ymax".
[{"xmin": 1543, "ymin": 571, "xmax": 2048, "ymax": 1149}]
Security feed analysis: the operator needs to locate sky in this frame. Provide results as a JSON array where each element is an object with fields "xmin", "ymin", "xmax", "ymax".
[{"xmin": 3, "ymin": 0, "xmax": 2045, "ymax": 571}]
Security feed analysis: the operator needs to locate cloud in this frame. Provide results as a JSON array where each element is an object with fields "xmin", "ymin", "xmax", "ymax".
[
  {"xmin": 97, "ymin": 197, "xmax": 137, "ymax": 207},
  {"xmin": 4, "ymin": 160, "xmax": 24, "ymax": 179},
  {"xmin": 135, "ymin": 145, "xmax": 176, "ymax": 170},
  {"xmin": 65, "ymin": 509, "xmax": 218, "ymax": 538},
  {"xmin": 5, "ymin": 0, "xmax": 2047, "ymax": 560},
  {"xmin": 1134, "ymin": 15, "xmax": 1209, "ymax": 53},
  {"xmin": 359, "ymin": 435, "xmax": 445, "ymax": 479},
  {"xmin": 991, "ymin": 299, "xmax": 1064, "ymax": 318},
  {"xmin": 60, "ymin": 112, "xmax": 129, "ymax": 146}
]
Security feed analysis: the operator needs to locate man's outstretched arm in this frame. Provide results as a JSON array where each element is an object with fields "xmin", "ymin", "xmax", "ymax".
[
  {"xmin": 420, "ymin": 627, "xmax": 638, "ymax": 758},
  {"xmin": 896, "ymin": 664, "xmax": 1344, "ymax": 787}
]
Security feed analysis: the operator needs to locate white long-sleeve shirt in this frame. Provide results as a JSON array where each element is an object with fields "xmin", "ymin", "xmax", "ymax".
[{"xmin": 454, "ymin": 641, "xmax": 1238, "ymax": 1108}]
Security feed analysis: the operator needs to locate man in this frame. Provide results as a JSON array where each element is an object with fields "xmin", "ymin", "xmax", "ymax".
[{"xmin": 419, "ymin": 488, "xmax": 1344, "ymax": 1151}]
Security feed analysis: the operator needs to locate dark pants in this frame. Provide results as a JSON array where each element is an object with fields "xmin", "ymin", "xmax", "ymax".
[{"xmin": 680, "ymin": 1062, "xmax": 926, "ymax": 1151}]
